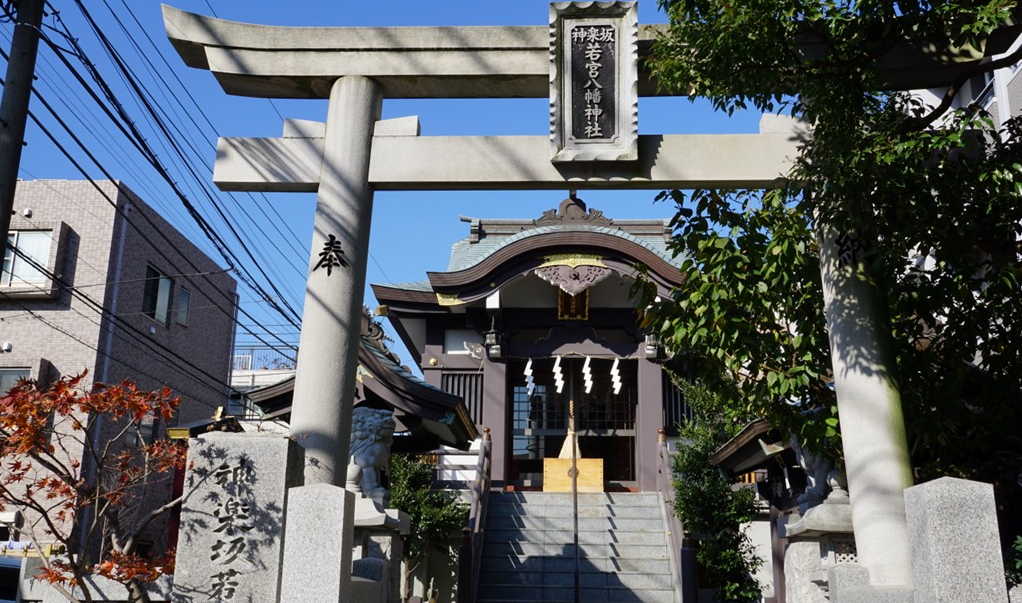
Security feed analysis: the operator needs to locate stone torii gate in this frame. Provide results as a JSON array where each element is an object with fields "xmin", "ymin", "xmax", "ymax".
[
  {"xmin": 163, "ymin": 2, "xmax": 1011, "ymax": 593},
  {"xmin": 163, "ymin": 3, "xmax": 800, "ymax": 489}
]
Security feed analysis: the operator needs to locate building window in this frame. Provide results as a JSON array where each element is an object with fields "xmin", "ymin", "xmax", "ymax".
[
  {"xmin": 129, "ymin": 412, "xmax": 159, "ymax": 447},
  {"xmin": 2, "ymin": 231, "xmax": 50, "ymax": 287},
  {"xmin": 142, "ymin": 266, "xmax": 173, "ymax": 326},
  {"xmin": 0, "ymin": 368, "xmax": 29, "ymax": 395},
  {"xmin": 176, "ymin": 289, "xmax": 191, "ymax": 326},
  {"xmin": 442, "ymin": 372, "xmax": 484, "ymax": 425}
]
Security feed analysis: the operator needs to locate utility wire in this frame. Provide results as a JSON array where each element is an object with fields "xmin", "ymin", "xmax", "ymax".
[
  {"xmin": 66, "ymin": 1, "xmax": 305, "ymax": 324},
  {"xmin": 13, "ymin": 46, "xmax": 303, "ymax": 345},
  {"xmin": 32, "ymin": 7, "xmax": 303, "ymax": 331},
  {"xmin": 104, "ymin": 0, "xmax": 308, "ymax": 267},
  {"xmin": 5, "ymin": 241, "xmax": 256, "ymax": 401},
  {"xmin": 1, "ymin": 3, "xmax": 304, "ymax": 388},
  {"xmin": 19, "ymin": 94, "xmax": 297, "ymax": 353}
]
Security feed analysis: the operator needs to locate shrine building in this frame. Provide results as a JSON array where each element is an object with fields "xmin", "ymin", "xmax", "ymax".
[{"xmin": 372, "ymin": 195, "xmax": 690, "ymax": 492}]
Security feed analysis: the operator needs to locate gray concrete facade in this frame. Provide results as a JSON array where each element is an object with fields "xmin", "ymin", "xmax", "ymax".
[{"xmin": 1, "ymin": 180, "xmax": 236, "ymax": 416}]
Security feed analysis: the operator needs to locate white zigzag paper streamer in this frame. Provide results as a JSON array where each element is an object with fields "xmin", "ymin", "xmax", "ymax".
[
  {"xmin": 524, "ymin": 358, "xmax": 535, "ymax": 398},
  {"xmin": 611, "ymin": 358, "xmax": 622, "ymax": 395},
  {"xmin": 553, "ymin": 356, "xmax": 564, "ymax": 394},
  {"xmin": 582, "ymin": 356, "xmax": 593, "ymax": 394}
]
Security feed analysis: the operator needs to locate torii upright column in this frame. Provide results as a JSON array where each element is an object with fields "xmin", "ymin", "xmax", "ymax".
[
  {"xmin": 817, "ymin": 223, "xmax": 913, "ymax": 586},
  {"xmin": 291, "ymin": 76, "xmax": 382, "ymax": 486}
]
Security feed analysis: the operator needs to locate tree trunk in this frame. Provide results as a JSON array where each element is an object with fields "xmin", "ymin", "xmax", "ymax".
[{"xmin": 403, "ymin": 553, "xmax": 413, "ymax": 602}]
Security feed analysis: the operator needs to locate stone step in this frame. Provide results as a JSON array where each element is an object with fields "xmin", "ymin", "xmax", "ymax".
[
  {"xmin": 484, "ymin": 539, "xmax": 670, "ymax": 560},
  {"xmin": 486, "ymin": 515, "xmax": 665, "ymax": 533},
  {"xmin": 477, "ymin": 584, "xmax": 675, "ymax": 603},
  {"xmin": 488, "ymin": 492, "xmax": 661, "ymax": 508},
  {"xmin": 481, "ymin": 541, "xmax": 670, "ymax": 560},
  {"xmin": 480, "ymin": 555, "xmax": 671, "ymax": 574},
  {"xmin": 482, "ymin": 530, "xmax": 668, "ymax": 551},
  {"xmin": 477, "ymin": 568, "xmax": 674, "ymax": 589},
  {"xmin": 478, "ymin": 491, "xmax": 676, "ymax": 603},
  {"xmin": 486, "ymin": 502, "xmax": 662, "ymax": 520}
]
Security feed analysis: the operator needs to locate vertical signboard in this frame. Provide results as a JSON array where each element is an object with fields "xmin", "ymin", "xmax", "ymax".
[{"xmin": 550, "ymin": 2, "xmax": 638, "ymax": 163}]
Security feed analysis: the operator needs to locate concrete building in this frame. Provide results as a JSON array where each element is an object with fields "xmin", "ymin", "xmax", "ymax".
[
  {"xmin": 1, "ymin": 179, "xmax": 237, "ymax": 414},
  {"xmin": 0, "ymin": 179, "xmax": 237, "ymax": 562},
  {"xmin": 918, "ymin": 33, "xmax": 1022, "ymax": 127}
]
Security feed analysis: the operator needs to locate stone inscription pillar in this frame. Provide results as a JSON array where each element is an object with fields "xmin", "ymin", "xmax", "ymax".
[
  {"xmin": 172, "ymin": 433, "xmax": 304, "ymax": 603},
  {"xmin": 290, "ymin": 75, "xmax": 382, "ymax": 486},
  {"xmin": 817, "ymin": 224, "xmax": 913, "ymax": 586}
]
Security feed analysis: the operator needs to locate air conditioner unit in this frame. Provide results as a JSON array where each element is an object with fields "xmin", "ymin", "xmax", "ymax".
[{"xmin": 0, "ymin": 511, "xmax": 19, "ymax": 525}]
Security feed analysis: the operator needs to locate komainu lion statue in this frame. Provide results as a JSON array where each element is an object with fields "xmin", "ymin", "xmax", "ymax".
[{"xmin": 348, "ymin": 407, "xmax": 396, "ymax": 505}]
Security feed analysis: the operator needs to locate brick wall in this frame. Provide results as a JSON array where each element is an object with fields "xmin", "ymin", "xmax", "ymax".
[
  {"xmin": 1, "ymin": 180, "xmax": 237, "ymax": 419},
  {"xmin": 1, "ymin": 179, "xmax": 119, "ymax": 386}
]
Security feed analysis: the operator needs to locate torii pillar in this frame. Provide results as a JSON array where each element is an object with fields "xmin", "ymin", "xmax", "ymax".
[{"xmin": 290, "ymin": 77, "xmax": 381, "ymax": 485}]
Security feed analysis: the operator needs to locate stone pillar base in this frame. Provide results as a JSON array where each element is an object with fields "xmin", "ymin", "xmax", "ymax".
[{"xmin": 280, "ymin": 484, "xmax": 355, "ymax": 603}]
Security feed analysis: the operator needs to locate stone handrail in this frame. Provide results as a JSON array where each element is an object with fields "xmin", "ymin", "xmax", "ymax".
[
  {"xmin": 457, "ymin": 428, "xmax": 491, "ymax": 603},
  {"xmin": 657, "ymin": 429, "xmax": 697, "ymax": 603}
]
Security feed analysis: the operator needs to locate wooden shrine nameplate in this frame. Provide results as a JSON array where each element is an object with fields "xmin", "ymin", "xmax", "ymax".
[{"xmin": 543, "ymin": 458, "xmax": 604, "ymax": 493}]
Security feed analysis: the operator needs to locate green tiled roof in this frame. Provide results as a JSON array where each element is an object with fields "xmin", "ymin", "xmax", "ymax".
[{"xmin": 447, "ymin": 222, "xmax": 679, "ymax": 272}]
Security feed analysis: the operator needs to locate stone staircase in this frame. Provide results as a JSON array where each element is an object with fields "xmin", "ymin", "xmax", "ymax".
[{"xmin": 477, "ymin": 491, "xmax": 678, "ymax": 603}]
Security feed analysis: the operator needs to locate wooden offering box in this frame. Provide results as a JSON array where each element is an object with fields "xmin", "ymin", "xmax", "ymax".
[{"xmin": 543, "ymin": 458, "xmax": 604, "ymax": 492}]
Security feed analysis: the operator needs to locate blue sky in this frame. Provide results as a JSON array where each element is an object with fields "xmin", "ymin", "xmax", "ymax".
[{"xmin": 9, "ymin": 1, "xmax": 762, "ymax": 367}]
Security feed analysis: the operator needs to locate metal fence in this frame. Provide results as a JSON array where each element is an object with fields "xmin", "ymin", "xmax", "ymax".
[{"xmin": 231, "ymin": 346, "xmax": 297, "ymax": 371}]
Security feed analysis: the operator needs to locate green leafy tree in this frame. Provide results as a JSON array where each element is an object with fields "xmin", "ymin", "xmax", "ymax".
[
  {"xmin": 1009, "ymin": 535, "xmax": 1022, "ymax": 588},
  {"xmin": 388, "ymin": 453, "xmax": 468, "ymax": 602},
  {"xmin": 641, "ymin": 0, "xmax": 1022, "ymax": 568},
  {"xmin": 638, "ymin": 188, "xmax": 836, "ymax": 455},
  {"xmin": 671, "ymin": 379, "xmax": 762, "ymax": 603}
]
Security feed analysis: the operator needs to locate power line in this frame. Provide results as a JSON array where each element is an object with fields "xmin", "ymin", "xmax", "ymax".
[
  {"xmin": 18, "ymin": 98, "xmax": 297, "ymax": 353},
  {"xmin": 64, "ymin": 1, "xmax": 306, "ymax": 325},
  {"xmin": 0, "ymin": 34, "xmax": 300, "ymax": 351},
  {"xmin": 103, "ymin": 0, "xmax": 309, "ymax": 269},
  {"xmin": 4, "ymin": 241, "xmax": 250, "ymax": 402},
  {"xmin": 28, "ymin": 8, "xmax": 304, "ymax": 333}
]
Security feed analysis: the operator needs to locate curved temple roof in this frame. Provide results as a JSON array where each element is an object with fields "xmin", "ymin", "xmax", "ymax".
[
  {"xmin": 376, "ymin": 197, "xmax": 685, "ymax": 304},
  {"xmin": 248, "ymin": 331, "xmax": 477, "ymax": 451}
]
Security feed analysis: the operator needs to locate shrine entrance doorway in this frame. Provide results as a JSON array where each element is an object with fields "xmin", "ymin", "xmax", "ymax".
[{"xmin": 506, "ymin": 357, "xmax": 637, "ymax": 490}]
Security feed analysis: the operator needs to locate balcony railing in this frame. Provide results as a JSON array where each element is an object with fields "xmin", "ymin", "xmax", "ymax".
[{"xmin": 232, "ymin": 346, "xmax": 297, "ymax": 372}]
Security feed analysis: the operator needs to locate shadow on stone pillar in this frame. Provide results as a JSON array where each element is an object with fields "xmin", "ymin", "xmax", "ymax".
[{"xmin": 172, "ymin": 433, "xmax": 304, "ymax": 603}]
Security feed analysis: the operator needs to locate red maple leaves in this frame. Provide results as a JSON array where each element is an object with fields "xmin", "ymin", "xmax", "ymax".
[{"xmin": 0, "ymin": 372, "xmax": 187, "ymax": 599}]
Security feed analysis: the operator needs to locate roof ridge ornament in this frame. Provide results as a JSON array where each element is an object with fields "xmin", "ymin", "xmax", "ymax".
[
  {"xmin": 537, "ymin": 194, "xmax": 613, "ymax": 225},
  {"xmin": 535, "ymin": 254, "xmax": 613, "ymax": 296}
]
